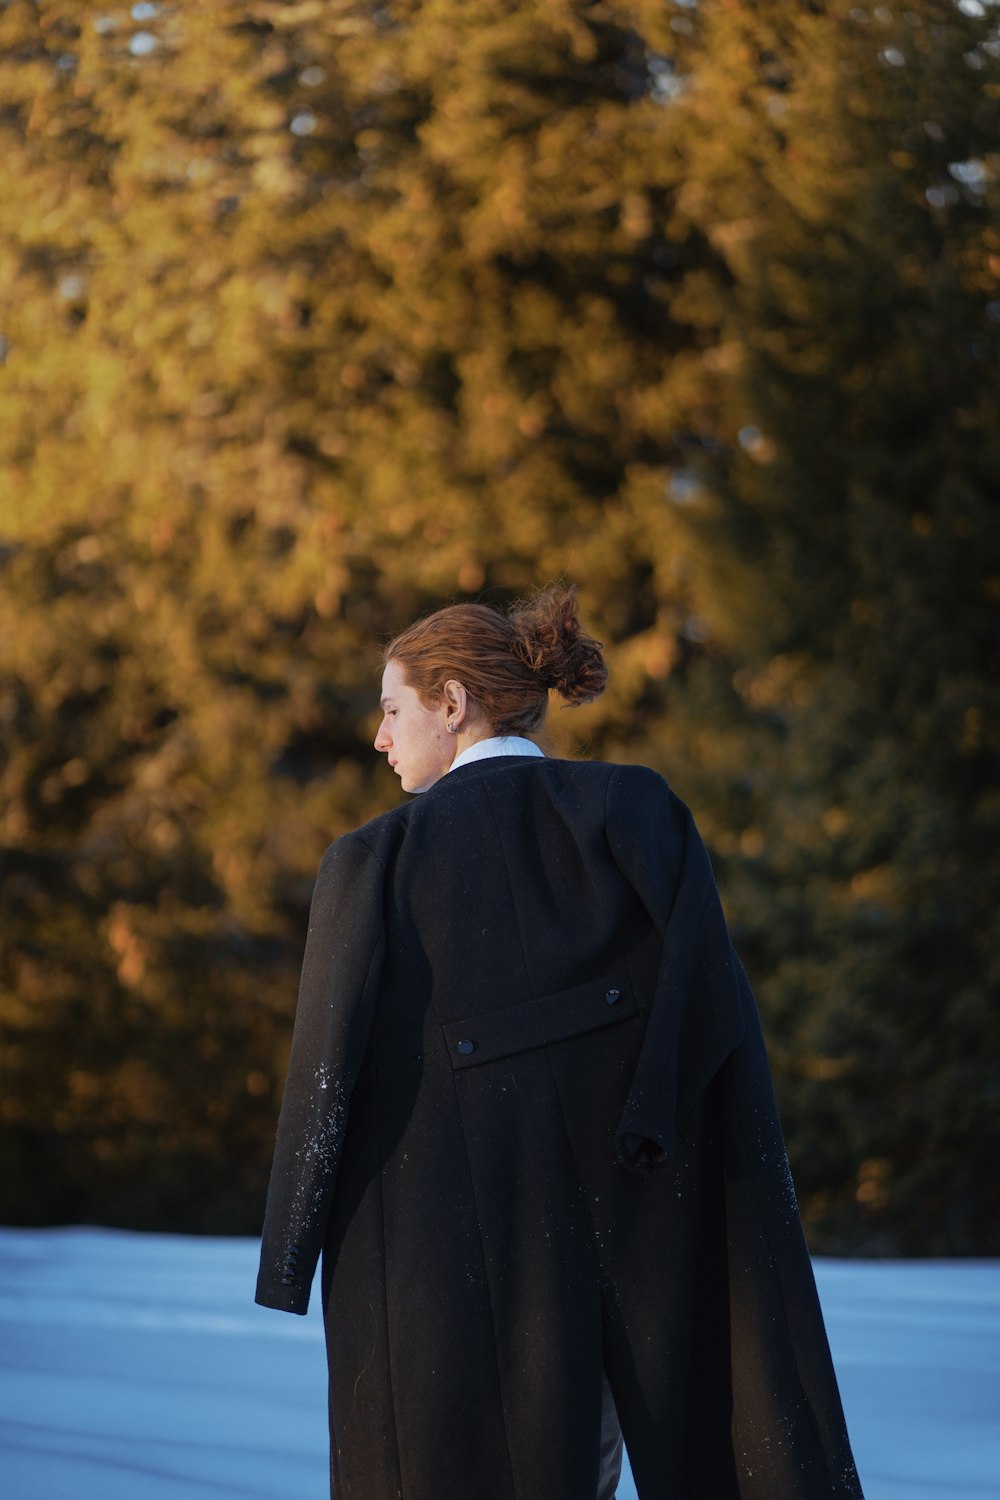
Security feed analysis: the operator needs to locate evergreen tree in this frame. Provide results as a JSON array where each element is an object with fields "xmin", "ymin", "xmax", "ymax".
[
  {"xmin": 664, "ymin": 0, "xmax": 1000, "ymax": 1250},
  {"xmin": 0, "ymin": 0, "xmax": 730, "ymax": 1230},
  {"xmin": 0, "ymin": 0, "xmax": 995, "ymax": 1248}
]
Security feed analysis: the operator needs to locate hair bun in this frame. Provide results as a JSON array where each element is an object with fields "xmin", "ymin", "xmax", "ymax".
[{"xmin": 509, "ymin": 583, "xmax": 608, "ymax": 706}]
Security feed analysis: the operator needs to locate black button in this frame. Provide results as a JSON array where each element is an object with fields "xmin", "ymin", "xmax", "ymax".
[
  {"xmin": 605, "ymin": 988, "xmax": 621, "ymax": 1005},
  {"xmin": 457, "ymin": 1039, "xmax": 475, "ymax": 1055}
]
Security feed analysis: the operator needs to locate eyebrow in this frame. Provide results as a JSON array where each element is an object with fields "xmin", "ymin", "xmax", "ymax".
[{"xmin": 379, "ymin": 697, "xmax": 396, "ymax": 708}]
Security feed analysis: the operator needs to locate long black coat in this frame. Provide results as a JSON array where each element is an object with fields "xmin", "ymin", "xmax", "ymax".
[{"xmin": 255, "ymin": 755, "xmax": 865, "ymax": 1500}]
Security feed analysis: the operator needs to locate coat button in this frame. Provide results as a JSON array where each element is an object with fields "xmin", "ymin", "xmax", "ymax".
[
  {"xmin": 605, "ymin": 988, "xmax": 621, "ymax": 1005},
  {"xmin": 457, "ymin": 1039, "xmax": 475, "ymax": 1055}
]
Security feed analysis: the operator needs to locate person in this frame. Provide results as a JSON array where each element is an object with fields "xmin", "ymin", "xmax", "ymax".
[{"xmin": 255, "ymin": 583, "xmax": 865, "ymax": 1500}]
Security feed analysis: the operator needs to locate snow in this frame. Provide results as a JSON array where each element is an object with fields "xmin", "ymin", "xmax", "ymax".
[{"xmin": 0, "ymin": 1227, "xmax": 997, "ymax": 1500}]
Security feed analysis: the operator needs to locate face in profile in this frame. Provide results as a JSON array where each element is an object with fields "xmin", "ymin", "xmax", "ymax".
[{"xmin": 374, "ymin": 659, "xmax": 456, "ymax": 794}]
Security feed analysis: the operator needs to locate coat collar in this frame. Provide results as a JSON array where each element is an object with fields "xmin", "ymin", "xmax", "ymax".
[{"xmin": 429, "ymin": 754, "xmax": 551, "ymax": 790}]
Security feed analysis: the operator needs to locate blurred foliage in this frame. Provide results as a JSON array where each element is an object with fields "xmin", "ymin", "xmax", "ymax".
[{"xmin": 0, "ymin": 0, "xmax": 996, "ymax": 1251}]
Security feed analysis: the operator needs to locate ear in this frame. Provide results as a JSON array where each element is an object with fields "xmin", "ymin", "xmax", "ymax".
[{"xmin": 442, "ymin": 679, "xmax": 467, "ymax": 719}]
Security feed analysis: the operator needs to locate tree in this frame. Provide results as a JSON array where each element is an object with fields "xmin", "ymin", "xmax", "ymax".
[
  {"xmin": 0, "ymin": 0, "xmax": 736, "ymax": 1231},
  {"xmin": 0, "ymin": 0, "xmax": 995, "ymax": 1249},
  {"xmin": 662, "ymin": 0, "xmax": 1000, "ymax": 1250}
]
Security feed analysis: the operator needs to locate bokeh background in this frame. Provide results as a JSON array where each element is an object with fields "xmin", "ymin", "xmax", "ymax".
[{"xmin": 0, "ymin": 0, "xmax": 997, "ymax": 1255}]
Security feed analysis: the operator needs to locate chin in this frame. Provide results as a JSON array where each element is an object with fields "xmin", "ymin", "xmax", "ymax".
[{"xmin": 399, "ymin": 767, "xmax": 436, "ymax": 795}]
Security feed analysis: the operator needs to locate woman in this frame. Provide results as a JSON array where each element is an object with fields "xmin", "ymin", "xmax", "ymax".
[{"xmin": 255, "ymin": 584, "xmax": 865, "ymax": 1500}]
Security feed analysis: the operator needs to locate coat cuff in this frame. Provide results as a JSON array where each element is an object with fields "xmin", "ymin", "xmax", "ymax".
[
  {"xmin": 255, "ymin": 1242, "xmax": 313, "ymax": 1315},
  {"xmin": 255, "ymin": 1284, "xmax": 310, "ymax": 1316}
]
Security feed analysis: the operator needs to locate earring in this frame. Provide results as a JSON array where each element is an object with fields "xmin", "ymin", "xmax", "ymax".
[{"xmin": 448, "ymin": 721, "xmax": 459, "ymax": 734}]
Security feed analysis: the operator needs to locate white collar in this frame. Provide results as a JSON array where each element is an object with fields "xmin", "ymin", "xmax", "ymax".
[{"xmin": 448, "ymin": 735, "xmax": 545, "ymax": 774}]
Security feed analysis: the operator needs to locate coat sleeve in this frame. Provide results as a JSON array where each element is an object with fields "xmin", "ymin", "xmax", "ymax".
[
  {"xmin": 605, "ymin": 764, "xmax": 747, "ymax": 1174},
  {"xmin": 255, "ymin": 833, "xmax": 385, "ymax": 1315},
  {"xmin": 608, "ymin": 767, "xmax": 866, "ymax": 1494}
]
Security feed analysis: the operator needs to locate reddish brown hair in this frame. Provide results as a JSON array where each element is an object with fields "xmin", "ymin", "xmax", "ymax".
[{"xmin": 383, "ymin": 584, "xmax": 608, "ymax": 736}]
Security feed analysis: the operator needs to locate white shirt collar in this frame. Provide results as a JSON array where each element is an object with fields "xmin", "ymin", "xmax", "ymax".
[{"xmin": 448, "ymin": 735, "xmax": 545, "ymax": 774}]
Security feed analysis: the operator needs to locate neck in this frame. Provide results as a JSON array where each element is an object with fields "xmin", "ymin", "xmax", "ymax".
[
  {"xmin": 449, "ymin": 720, "xmax": 491, "ymax": 756},
  {"xmin": 446, "ymin": 724, "xmax": 495, "ymax": 768}
]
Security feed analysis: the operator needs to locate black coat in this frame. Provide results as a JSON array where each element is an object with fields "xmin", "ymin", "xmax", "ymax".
[{"xmin": 255, "ymin": 755, "xmax": 865, "ymax": 1500}]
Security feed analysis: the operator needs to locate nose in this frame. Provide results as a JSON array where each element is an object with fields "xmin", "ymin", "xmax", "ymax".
[{"xmin": 374, "ymin": 717, "xmax": 391, "ymax": 753}]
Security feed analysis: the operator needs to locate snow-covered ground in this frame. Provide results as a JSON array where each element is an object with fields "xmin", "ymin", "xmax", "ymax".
[{"xmin": 0, "ymin": 1227, "xmax": 996, "ymax": 1500}]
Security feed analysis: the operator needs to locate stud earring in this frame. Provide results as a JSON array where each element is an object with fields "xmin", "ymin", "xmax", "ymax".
[{"xmin": 447, "ymin": 722, "xmax": 459, "ymax": 734}]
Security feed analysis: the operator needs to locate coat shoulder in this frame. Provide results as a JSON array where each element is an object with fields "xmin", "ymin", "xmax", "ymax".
[
  {"xmin": 602, "ymin": 760, "xmax": 673, "ymax": 796},
  {"xmin": 601, "ymin": 759, "xmax": 682, "ymax": 820},
  {"xmin": 319, "ymin": 800, "xmax": 415, "ymax": 869},
  {"xmin": 544, "ymin": 757, "xmax": 679, "ymax": 814}
]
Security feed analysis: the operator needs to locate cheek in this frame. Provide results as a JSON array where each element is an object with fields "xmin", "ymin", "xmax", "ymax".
[{"xmin": 408, "ymin": 717, "xmax": 438, "ymax": 758}]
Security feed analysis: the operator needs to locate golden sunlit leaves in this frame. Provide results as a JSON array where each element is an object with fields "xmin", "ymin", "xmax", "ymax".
[{"xmin": 0, "ymin": 0, "xmax": 995, "ymax": 1249}]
